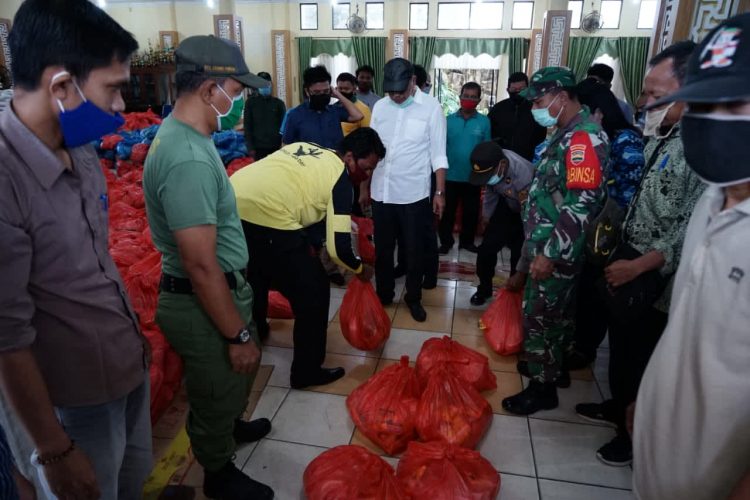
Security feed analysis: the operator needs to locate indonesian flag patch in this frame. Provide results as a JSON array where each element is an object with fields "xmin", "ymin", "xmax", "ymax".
[{"xmin": 566, "ymin": 131, "xmax": 602, "ymax": 189}]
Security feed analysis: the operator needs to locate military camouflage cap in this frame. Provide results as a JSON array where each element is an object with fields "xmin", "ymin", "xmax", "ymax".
[{"xmin": 521, "ymin": 66, "xmax": 577, "ymax": 100}]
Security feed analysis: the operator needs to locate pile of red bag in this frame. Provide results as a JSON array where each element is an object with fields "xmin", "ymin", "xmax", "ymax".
[
  {"xmin": 304, "ymin": 337, "xmax": 501, "ymax": 499},
  {"xmin": 105, "ymin": 160, "xmax": 183, "ymax": 424}
]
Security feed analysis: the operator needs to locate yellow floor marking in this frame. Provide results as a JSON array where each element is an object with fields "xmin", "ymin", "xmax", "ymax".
[{"xmin": 143, "ymin": 428, "xmax": 191, "ymax": 499}]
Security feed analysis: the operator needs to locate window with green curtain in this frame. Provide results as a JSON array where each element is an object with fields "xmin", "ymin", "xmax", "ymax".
[
  {"xmin": 507, "ymin": 38, "xmax": 529, "ymax": 75},
  {"xmin": 352, "ymin": 37, "xmax": 387, "ymax": 95},
  {"xmin": 297, "ymin": 36, "xmax": 312, "ymax": 101},
  {"xmin": 567, "ymin": 37, "xmax": 604, "ymax": 82},
  {"xmin": 409, "ymin": 36, "xmax": 437, "ymax": 71},
  {"xmin": 311, "ymin": 38, "xmax": 355, "ymax": 57},
  {"xmin": 616, "ymin": 37, "xmax": 650, "ymax": 106}
]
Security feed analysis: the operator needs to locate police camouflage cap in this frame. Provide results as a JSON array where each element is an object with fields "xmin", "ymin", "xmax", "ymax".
[
  {"xmin": 521, "ymin": 66, "xmax": 577, "ymax": 100},
  {"xmin": 646, "ymin": 12, "xmax": 750, "ymax": 109},
  {"xmin": 176, "ymin": 35, "xmax": 269, "ymax": 89}
]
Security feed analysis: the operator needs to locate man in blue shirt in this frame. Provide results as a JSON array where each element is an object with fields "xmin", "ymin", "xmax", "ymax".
[
  {"xmin": 438, "ymin": 82, "xmax": 491, "ymax": 254},
  {"xmin": 282, "ymin": 65, "xmax": 363, "ymax": 148}
]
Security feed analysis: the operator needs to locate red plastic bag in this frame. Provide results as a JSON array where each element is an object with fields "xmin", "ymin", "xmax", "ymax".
[
  {"xmin": 304, "ymin": 445, "xmax": 408, "ymax": 500},
  {"xmin": 226, "ymin": 157, "xmax": 254, "ymax": 177},
  {"xmin": 267, "ymin": 290, "xmax": 294, "ymax": 319},
  {"xmin": 130, "ymin": 143, "xmax": 150, "ymax": 164},
  {"xmin": 479, "ymin": 289, "xmax": 524, "ymax": 355},
  {"xmin": 352, "ymin": 216, "xmax": 376, "ymax": 264},
  {"xmin": 416, "ymin": 336, "xmax": 496, "ymax": 392},
  {"xmin": 415, "ymin": 364, "xmax": 492, "ymax": 449},
  {"xmin": 340, "ymin": 279, "xmax": 391, "ymax": 351},
  {"xmin": 396, "ymin": 441, "xmax": 500, "ymax": 500},
  {"xmin": 346, "ymin": 356, "xmax": 421, "ymax": 455}
]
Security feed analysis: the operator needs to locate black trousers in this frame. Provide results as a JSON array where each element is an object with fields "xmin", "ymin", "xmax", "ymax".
[
  {"xmin": 372, "ymin": 198, "xmax": 433, "ymax": 304},
  {"xmin": 242, "ymin": 221, "xmax": 329, "ymax": 376},
  {"xmin": 438, "ymin": 181, "xmax": 481, "ymax": 249},
  {"xmin": 573, "ymin": 262, "xmax": 610, "ymax": 360},
  {"xmin": 254, "ymin": 147, "xmax": 279, "ymax": 161},
  {"xmin": 608, "ymin": 306, "xmax": 667, "ymax": 434},
  {"xmin": 475, "ymin": 198, "xmax": 524, "ymax": 294}
]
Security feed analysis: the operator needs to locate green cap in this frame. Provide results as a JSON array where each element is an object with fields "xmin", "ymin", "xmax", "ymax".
[
  {"xmin": 521, "ymin": 66, "xmax": 577, "ymax": 100},
  {"xmin": 176, "ymin": 35, "xmax": 269, "ymax": 89}
]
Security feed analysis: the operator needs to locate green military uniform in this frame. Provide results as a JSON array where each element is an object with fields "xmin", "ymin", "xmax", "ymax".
[
  {"xmin": 144, "ymin": 115, "xmax": 258, "ymax": 472},
  {"xmin": 519, "ymin": 68, "xmax": 609, "ymax": 383}
]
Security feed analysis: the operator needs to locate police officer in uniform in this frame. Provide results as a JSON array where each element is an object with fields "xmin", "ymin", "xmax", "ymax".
[{"xmin": 502, "ymin": 67, "xmax": 609, "ymax": 415}]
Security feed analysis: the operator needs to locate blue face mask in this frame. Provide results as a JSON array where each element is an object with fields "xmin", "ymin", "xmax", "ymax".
[
  {"xmin": 258, "ymin": 86, "xmax": 272, "ymax": 97},
  {"xmin": 391, "ymin": 96, "xmax": 414, "ymax": 109},
  {"xmin": 53, "ymin": 71, "xmax": 124, "ymax": 148},
  {"xmin": 487, "ymin": 173, "xmax": 502, "ymax": 186},
  {"xmin": 531, "ymin": 94, "xmax": 563, "ymax": 128}
]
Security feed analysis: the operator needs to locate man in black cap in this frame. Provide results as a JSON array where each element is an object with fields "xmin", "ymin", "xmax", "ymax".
[
  {"xmin": 361, "ymin": 57, "xmax": 448, "ymax": 322},
  {"xmin": 467, "ymin": 141, "xmax": 534, "ymax": 306},
  {"xmin": 631, "ymin": 13, "xmax": 750, "ymax": 500},
  {"xmin": 244, "ymin": 71, "xmax": 286, "ymax": 161},
  {"xmin": 488, "ymin": 72, "xmax": 548, "ymax": 161},
  {"xmin": 143, "ymin": 35, "xmax": 274, "ymax": 499}
]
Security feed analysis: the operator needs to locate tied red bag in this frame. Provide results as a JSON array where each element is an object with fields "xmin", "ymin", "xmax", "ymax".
[
  {"xmin": 303, "ymin": 445, "xmax": 408, "ymax": 500},
  {"xmin": 340, "ymin": 279, "xmax": 391, "ymax": 351},
  {"xmin": 346, "ymin": 356, "xmax": 421, "ymax": 455},
  {"xmin": 267, "ymin": 290, "xmax": 294, "ymax": 319},
  {"xmin": 415, "ymin": 364, "xmax": 492, "ymax": 449},
  {"xmin": 415, "ymin": 336, "xmax": 496, "ymax": 392},
  {"xmin": 352, "ymin": 216, "xmax": 376, "ymax": 264},
  {"xmin": 396, "ymin": 441, "xmax": 500, "ymax": 500},
  {"xmin": 479, "ymin": 289, "xmax": 524, "ymax": 355}
]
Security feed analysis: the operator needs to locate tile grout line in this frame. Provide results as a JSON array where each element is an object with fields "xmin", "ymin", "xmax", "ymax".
[
  {"xmin": 526, "ymin": 415, "xmax": 543, "ymax": 500},
  {"xmin": 536, "ymin": 476, "xmax": 633, "ymax": 492}
]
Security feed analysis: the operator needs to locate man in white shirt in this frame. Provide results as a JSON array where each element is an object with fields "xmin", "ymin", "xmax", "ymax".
[
  {"xmin": 360, "ymin": 58, "xmax": 448, "ymax": 322},
  {"xmin": 632, "ymin": 13, "xmax": 750, "ymax": 500}
]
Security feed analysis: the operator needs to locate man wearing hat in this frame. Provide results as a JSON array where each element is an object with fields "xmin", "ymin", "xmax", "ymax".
[
  {"xmin": 143, "ymin": 36, "xmax": 274, "ymax": 499},
  {"xmin": 631, "ymin": 13, "xmax": 750, "ymax": 500},
  {"xmin": 468, "ymin": 141, "xmax": 534, "ymax": 306},
  {"xmin": 501, "ymin": 67, "xmax": 609, "ymax": 415},
  {"xmin": 244, "ymin": 71, "xmax": 286, "ymax": 161},
  {"xmin": 361, "ymin": 58, "xmax": 448, "ymax": 322}
]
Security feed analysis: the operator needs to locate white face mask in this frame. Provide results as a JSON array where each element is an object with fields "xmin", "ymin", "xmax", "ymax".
[{"xmin": 643, "ymin": 102, "xmax": 676, "ymax": 138}]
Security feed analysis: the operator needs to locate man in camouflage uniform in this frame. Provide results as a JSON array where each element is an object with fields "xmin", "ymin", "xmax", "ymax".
[{"xmin": 502, "ymin": 67, "xmax": 609, "ymax": 415}]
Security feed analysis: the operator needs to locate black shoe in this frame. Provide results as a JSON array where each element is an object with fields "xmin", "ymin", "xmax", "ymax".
[
  {"xmin": 290, "ymin": 367, "xmax": 346, "ymax": 389},
  {"xmin": 502, "ymin": 380, "xmax": 559, "ymax": 415},
  {"xmin": 470, "ymin": 290, "xmax": 492, "ymax": 306},
  {"xmin": 438, "ymin": 244, "xmax": 452, "ymax": 255},
  {"xmin": 406, "ymin": 302, "xmax": 427, "ymax": 322},
  {"xmin": 422, "ymin": 278, "xmax": 438, "ymax": 290},
  {"xmin": 596, "ymin": 434, "xmax": 632, "ymax": 467},
  {"xmin": 564, "ymin": 350, "xmax": 595, "ymax": 371},
  {"xmin": 233, "ymin": 418, "xmax": 271, "ymax": 444},
  {"xmin": 328, "ymin": 273, "xmax": 346, "ymax": 286},
  {"xmin": 516, "ymin": 361, "xmax": 571, "ymax": 388},
  {"xmin": 393, "ymin": 266, "xmax": 406, "ymax": 279},
  {"xmin": 459, "ymin": 243, "xmax": 479, "ymax": 253},
  {"xmin": 378, "ymin": 295, "xmax": 393, "ymax": 307},
  {"xmin": 575, "ymin": 401, "xmax": 618, "ymax": 428},
  {"xmin": 203, "ymin": 461, "xmax": 274, "ymax": 500}
]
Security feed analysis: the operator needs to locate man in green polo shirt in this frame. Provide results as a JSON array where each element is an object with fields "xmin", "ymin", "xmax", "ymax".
[{"xmin": 143, "ymin": 35, "xmax": 274, "ymax": 500}]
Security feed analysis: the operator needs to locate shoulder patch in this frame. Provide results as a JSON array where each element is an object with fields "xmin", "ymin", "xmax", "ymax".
[{"xmin": 566, "ymin": 131, "xmax": 602, "ymax": 190}]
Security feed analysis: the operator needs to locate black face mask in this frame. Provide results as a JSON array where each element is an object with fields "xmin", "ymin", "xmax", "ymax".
[
  {"xmin": 682, "ymin": 113, "xmax": 750, "ymax": 186},
  {"xmin": 309, "ymin": 94, "xmax": 331, "ymax": 111},
  {"xmin": 508, "ymin": 92, "xmax": 523, "ymax": 103},
  {"xmin": 339, "ymin": 92, "xmax": 356, "ymax": 102}
]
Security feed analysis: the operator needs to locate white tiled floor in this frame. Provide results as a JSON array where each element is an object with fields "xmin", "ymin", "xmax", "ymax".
[{"xmin": 154, "ymin": 244, "xmax": 628, "ymax": 499}]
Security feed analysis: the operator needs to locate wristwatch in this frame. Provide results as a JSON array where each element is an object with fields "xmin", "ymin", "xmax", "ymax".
[
  {"xmin": 435, "ymin": 190, "xmax": 445, "ymax": 197},
  {"xmin": 227, "ymin": 326, "xmax": 252, "ymax": 345}
]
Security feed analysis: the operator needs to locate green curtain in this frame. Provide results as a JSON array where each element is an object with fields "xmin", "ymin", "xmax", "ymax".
[
  {"xmin": 311, "ymin": 38, "xmax": 355, "ymax": 57},
  {"xmin": 433, "ymin": 38, "xmax": 507, "ymax": 57},
  {"xmin": 507, "ymin": 38, "xmax": 529, "ymax": 75},
  {"xmin": 409, "ymin": 36, "xmax": 437, "ymax": 71},
  {"xmin": 617, "ymin": 37, "xmax": 650, "ymax": 106},
  {"xmin": 567, "ymin": 37, "xmax": 604, "ymax": 82},
  {"xmin": 297, "ymin": 36, "xmax": 312, "ymax": 101},
  {"xmin": 352, "ymin": 37, "xmax": 387, "ymax": 95}
]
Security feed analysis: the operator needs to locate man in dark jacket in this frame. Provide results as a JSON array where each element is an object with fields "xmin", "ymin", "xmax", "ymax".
[
  {"xmin": 488, "ymin": 72, "xmax": 547, "ymax": 161},
  {"xmin": 243, "ymin": 71, "xmax": 286, "ymax": 160}
]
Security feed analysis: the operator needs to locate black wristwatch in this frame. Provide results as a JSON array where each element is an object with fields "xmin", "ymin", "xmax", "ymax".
[{"xmin": 227, "ymin": 326, "xmax": 252, "ymax": 345}]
